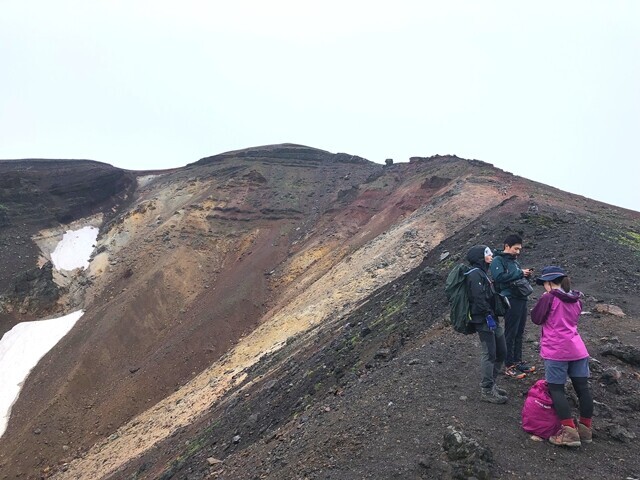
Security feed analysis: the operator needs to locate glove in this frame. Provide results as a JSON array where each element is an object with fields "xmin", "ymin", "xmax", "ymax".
[{"xmin": 486, "ymin": 314, "xmax": 497, "ymax": 331}]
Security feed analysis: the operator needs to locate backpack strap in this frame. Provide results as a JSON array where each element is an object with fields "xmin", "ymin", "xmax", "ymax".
[
  {"xmin": 465, "ymin": 267, "xmax": 495, "ymax": 287},
  {"xmin": 463, "ymin": 267, "xmax": 479, "ymax": 276}
]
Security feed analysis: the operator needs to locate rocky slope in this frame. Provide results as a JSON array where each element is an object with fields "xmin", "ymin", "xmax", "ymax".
[
  {"xmin": 0, "ymin": 145, "xmax": 638, "ymax": 479},
  {"xmin": 0, "ymin": 159, "xmax": 136, "ymax": 326}
]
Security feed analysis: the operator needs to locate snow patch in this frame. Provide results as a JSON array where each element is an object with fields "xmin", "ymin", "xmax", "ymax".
[
  {"xmin": 0, "ymin": 311, "xmax": 84, "ymax": 437},
  {"xmin": 137, "ymin": 174, "xmax": 160, "ymax": 188},
  {"xmin": 50, "ymin": 226, "xmax": 99, "ymax": 271}
]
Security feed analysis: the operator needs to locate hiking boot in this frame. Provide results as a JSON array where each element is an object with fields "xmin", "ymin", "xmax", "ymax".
[
  {"xmin": 548, "ymin": 425, "xmax": 582, "ymax": 447},
  {"xmin": 516, "ymin": 362, "xmax": 536, "ymax": 373},
  {"xmin": 504, "ymin": 365, "xmax": 526, "ymax": 379},
  {"xmin": 481, "ymin": 387, "xmax": 507, "ymax": 404},
  {"xmin": 578, "ymin": 423, "xmax": 593, "ymax": 443},
  {"xmin": 492, "ymin": 384, "xmax": 507, "ymax": 396}
]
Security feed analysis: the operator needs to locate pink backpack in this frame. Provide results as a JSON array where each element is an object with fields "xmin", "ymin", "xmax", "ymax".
[{"xmin": 521, "ymin": 379, "xmax": 561, "ymax": 439}]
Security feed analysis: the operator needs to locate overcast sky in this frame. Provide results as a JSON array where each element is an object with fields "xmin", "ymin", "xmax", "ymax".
[{"xmin": 1, "ymin": 1, "xmax": 638, "ymax": 211}]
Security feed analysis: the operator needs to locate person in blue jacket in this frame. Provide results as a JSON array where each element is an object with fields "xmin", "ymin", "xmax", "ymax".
[{"xmin": 491, "ymin": 234, "xmax": 535, "ymax": 378}]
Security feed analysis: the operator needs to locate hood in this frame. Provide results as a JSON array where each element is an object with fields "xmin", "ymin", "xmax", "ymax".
[
  {"xmin": 550, "ymin": 289, "xmax": 582, "ymax": 303},
  {"xmin": 466, "ymin": 244, "xmax": 490, "ymax": 270},
  {"xmin": 494, "ymin": 248, "xmax": 517, "ymax": 259}
]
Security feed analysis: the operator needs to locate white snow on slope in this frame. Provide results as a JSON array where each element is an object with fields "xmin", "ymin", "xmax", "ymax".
[
  {"xmin": 50, "ymin": 226, "xmax": 99, "ymax": 270},
  {"xmin": 0, "ymin": 311, "xmax": 84, "ymax": 437}
]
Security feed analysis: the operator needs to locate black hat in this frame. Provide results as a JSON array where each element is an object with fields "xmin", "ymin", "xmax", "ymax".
[{"xmin": 535, "ymin": 265, "xmax": 567, "ymax": 285}]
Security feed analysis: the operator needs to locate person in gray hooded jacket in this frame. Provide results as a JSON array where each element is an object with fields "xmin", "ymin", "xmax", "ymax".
[{"xmin": 466, "ymin": 244, "xmax": 508, "ymax": 404}]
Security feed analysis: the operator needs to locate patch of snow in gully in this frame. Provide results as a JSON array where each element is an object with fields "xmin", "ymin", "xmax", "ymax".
[
  {"xmin": 50, "ymin": 226, "xmax": 99, "ymax": 270},
  {"xmin": 0, "ymin": 311, "xmax": 84, "ymax": 437}
]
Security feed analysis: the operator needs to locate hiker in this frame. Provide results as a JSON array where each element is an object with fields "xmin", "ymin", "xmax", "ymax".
[
  {"xmin": 466, "ymin": 245, "xmax": 508, "ymax": 404},
  {"xmin": 491, "ymin": 234, "xmax": 535, "ymax": 378},
  {"xmin": 530, "ymin": 266, "xmax": 593, "ymax": 447}
]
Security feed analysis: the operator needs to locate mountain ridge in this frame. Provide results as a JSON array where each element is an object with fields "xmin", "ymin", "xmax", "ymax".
[{"xmin": 0, "ymin": 146, "xmax": 638, "ymax": 479}]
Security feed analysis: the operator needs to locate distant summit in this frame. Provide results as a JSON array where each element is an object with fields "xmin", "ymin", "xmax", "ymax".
[{"xmin": 193, "ymin": 143, "xmax": 371, "ymax": 166}]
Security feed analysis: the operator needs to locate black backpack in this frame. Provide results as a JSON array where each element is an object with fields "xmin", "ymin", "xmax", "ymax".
[{"xmin": 444, "ymin": 264, "xmax": 478, "ymax": 334}]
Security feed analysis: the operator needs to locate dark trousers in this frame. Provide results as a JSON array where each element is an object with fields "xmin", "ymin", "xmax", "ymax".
[
  {"xmin": 504, "ymin": 297, "xmax": 528, "ymax": 366},
  {"xmin": 476, "ymin": 321, "xmax": 506, "ymax": 389},
  {"xmin": 548, "ymin": 378, "xmax": 594, "ymax": 420}
]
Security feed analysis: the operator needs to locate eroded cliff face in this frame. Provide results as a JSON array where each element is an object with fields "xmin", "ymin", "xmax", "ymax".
[
  {"xmin": 1, "ymin": 145, "xmax": 638, "ymax": 479},
  {"xmin": 0, "ymin": 160, "xmax": 136, "ymax": 334}
]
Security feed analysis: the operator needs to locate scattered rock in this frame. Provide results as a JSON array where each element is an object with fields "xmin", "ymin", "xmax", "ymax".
[
  {"xmin": 593, "ymin": 400, "xmax": 614, "ymax": 419},
  {"xmin": 443, "ymin": 426, "xmax": 493, "ymax": 480},
  {"xmin": 207, "ymin": 457, "xmax": 223, "ymax": 465},
  {"xmin": 33, "ymin": 428, "xmax": 42, "ymax": 435},
  {"xmin": 588, "ymin": 357, "xmax": 603, "ymax": 373},
  {"xmin": 439, "ymin": 251, "xmax": 450, "ymax": 261},
  {"xmin": 374, "ymin": 348, "xmax": 391, "ymax": 359},
  {"xmin": 418, "ymin": 267, "xmax": 438, "ymax": 287},
  {"xmin": 232, "ymin": 435, "xmax": 241, "ymax": 444},
  {"xmin": 594, "ymin": 303, "xmax": 626, "ymax": 317},
  {"xmin": 625, "ymin": 396, "xmax": 640, "ymax": 412},
  {"xmin": 247, "ymin": 413, "xmax": 259, "ymax": 426},
  {"xmin": 417, "ymin": 454, "xmax": 448, "ymax": 477},
  {"xmin": 607, "ymin": 424, "xmax": 637, "ymax": 443},
  {"xmin": 600, "ymin": 336, "xmax": 621, "ymax": 344},
  {"xmin": 600, "ymin": 368, "xmax": 622, "ymax": 385},
  {"xmin": 601, "ymin": 343, "xmax": 640, "ymax": 368}
]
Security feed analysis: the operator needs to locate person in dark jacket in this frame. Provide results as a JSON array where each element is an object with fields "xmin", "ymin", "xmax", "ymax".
[
  {"xmin": 466, "ymin": 244, "xmax": 508, "ymax": 404},
  {"xmin": 491, "ymin": 234, "xmax": 535, "ymax": 378}
]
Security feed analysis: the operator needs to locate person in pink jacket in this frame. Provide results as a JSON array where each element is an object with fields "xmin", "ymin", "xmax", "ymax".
[{"xmin": 530, "ymin": 266, "xmax": 593, "ymax": 447}]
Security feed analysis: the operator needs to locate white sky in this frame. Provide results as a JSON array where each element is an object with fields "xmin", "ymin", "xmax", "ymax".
[
  {"xmin": 0, "ymin": 311, "xmax": 83, "ymax": 437},
  {"xmin": 1, "ymin": 1, "xmax": 638, "ymax": 211}
]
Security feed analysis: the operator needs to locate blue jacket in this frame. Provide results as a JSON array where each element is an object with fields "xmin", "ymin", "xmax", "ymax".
[{"xmin": 491, "ymin": 250, "xmax": 525, "ymax": 298}]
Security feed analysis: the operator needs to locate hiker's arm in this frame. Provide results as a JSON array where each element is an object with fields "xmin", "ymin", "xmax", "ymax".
[
  {"xmin": 491, "ymin": 258, "xmax": 523, "ymax": 284},
  {"xmin": 530, "ymin": 294, "xmax": 553, "ymax": 325}
]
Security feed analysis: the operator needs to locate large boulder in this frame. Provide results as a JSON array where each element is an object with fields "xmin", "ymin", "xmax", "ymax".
[{"xmin": 443, "ymin": 426, "xmax": 493, "ymax": 480}]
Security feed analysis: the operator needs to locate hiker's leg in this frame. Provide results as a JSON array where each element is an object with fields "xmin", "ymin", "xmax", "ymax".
[
  {"xmin": 545, "ymin": 359, "xmax": 571, "ymax": 420},
  {"xmin": 493, "ymin": 324, "xmax": 506, "ymax": 381},
  {"xmin": 477, "ymin": 323, "xmax": 497, "ymax": 389},
  {"xmin": 571, "ymin": 377, "xmax": 593, "ymax": 418},
  {"xmin": 504, "ymin": 297, "xmax": 526, "ymax": 365},
  {"xmin": 548, "ymin": 383, "xmax": 572, "ymax": 420},
  {"xmin": 569, "ymin": 359, "xmax": 593, "ymax": 419},
  {"xmin": 513, "ymin": 298, "xmax": 528, "ymax": 364},
  {"xmin": 503, "ymin": 300, "xmax": 518, "ymax": 366}
]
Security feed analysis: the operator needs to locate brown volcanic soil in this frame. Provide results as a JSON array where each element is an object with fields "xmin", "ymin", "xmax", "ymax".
[
  {"xmin": 1, "ymin": 147, "xmax": 639, "ymax": 480},
  {"xmin": 112, "ymin": 198, "xmax": 640, "ymax": 480}
]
